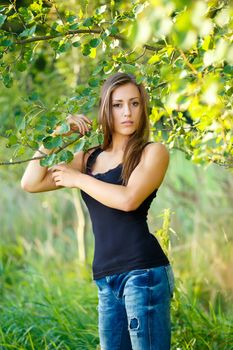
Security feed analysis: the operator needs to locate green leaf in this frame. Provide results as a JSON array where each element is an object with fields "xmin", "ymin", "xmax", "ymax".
[
  {"xmin": 7, "ymin": 135, "xmax": 18, "ymax": 147},
  {"xmin": 0, "ymin": 39, "xmax": 13, "ymax": 47},
  {"xmin": 56, "ymin": 122, "xmax": 70, "ymax": 134},
  {"xmin": 23, "ymin": 49, "xmax": 34, "ymax": 62},
  {"xmin": 29, "ymin": 2, "xmax": 42, "ymax": 12},
  {"xmin": 82, "ymin": 97, "xmax": 97, "ymax": 111},
  {"xmin": 223, "ymin": 65, "xmax": 233, "ymax": 75},
  {"xmin": 69, "ymin": 23, "xmax": 79, "ymax": 30},
  {"xmin": 42, "ymin": 136, "xmax": 63, "ymax": 149},
  {"xmin": 148, "ymin": 54, "xmax": 160, "ymax": 64},
  {"xmin": 55, "ymin": 24, "xmax": 66, "ymax": 33},
  {"xmin": 34, "ymin": 124, "xmax": 45, "ymax": 132},
  {"xmin": 92, "ymin": 61, "xmax": 107, "ymax": 75},
  {"xmin": 40, "ymin": 153, "xmax": 57, "ymax": 167},
  {"xmin": 73, "ymin": 139, "xmax": 86, "ymax": 152},
  {"xmin": 89, "ymin": 38, "xmax": 101, "ymax": 48},
  {"xmin": 46, "ymin": 116, "xmax": 58, "ymax": 128},
  {"xmin": 133, "ymin": 4, "xmax": 145, "ymax": 15},
  {"xmin": 18, "ymin": 7, "xmax": 34, "ymax": 22},
  {"xmin": 103, "ymin": 63, "xmax": 115, "ymax": 74},
  {"xmin": 59, "ymin": 150, "xmax": 74, "ymax": 163},
  {"xmin": 72, "ymin": 40, "xmax": 81, "ymax": 47},
  {"xmin": 97, "ymin": 133, "xmax": 104, "ymax": 144},
  {"xmin": 109, "ymin": 25, "xmax": 119, "ymax": 35},
  {"xmin": 82, "ymin": 43, "xmax": 91, "ymax": 56},
  {"xmin": 15, "ymin": 114, "xmax": 25, "ymax": 130},
  {"xmin": 16, "ymin": 61, "xmax": 27, "ymax": 72},
  {"xmin": 19, "ymin": 25, "xmax": 36, "ymax": 38},
  {"xmin": 2, "ymin": 72, "xmax": 13, "ymax": 88},
  {"xmin": 0, "ymin": 14, "xmax": 6, "ymax": 28},
  {"xmin": 81, "ymin": 87, "xmax": 92, "ymax": 96},
  {"xmin": 88, "ymin": 78, "xmax": 99, "ymax": 87},
  {"xmin": 57, "ymin": 41, "xmax": 71, "ymax": 53},
  {"xmin": 66, "ymin": 15, "xmax": 77, "ymax": 23},
  {"xmin": 83, "ymin": 17, "xmax": 94, "ymax": 27},
  {"xmin": 89, "ymin": 47, "xmax": 96, "ymax": 59},
  {"xmin": 29, "ymin": 141, "xmax": 39, "ymax": 149},
  {"xmin": 0, "ymin": 6, "xmax": 7, "ymax": 12},
  {"xmin": 121, "ymin": 63, "xmax": 137, "ymax": 74},
  {"xmin": 96, "ymin": 5, "xmax": 107, "ymax": 15}
]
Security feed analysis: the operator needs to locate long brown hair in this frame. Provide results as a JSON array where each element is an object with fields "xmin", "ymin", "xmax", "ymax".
[
  {"xmin": 92, "ymin": 72, "xmax": 150, "ymax": 186},
  {"xmin": 83, "ymin": 73, "xmax": 150, "ymax": 185}
]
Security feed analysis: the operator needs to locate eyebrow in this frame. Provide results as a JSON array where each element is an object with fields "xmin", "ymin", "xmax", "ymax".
[{"xmin": 112, "ymin": 97, "xmax": 140, "ymax": 101}]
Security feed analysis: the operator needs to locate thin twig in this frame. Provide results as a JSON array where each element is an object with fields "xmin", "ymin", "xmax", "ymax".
[
  {"xmin": 143, "ymin": 44, "xmax": 163, "ymax": 52},
  {"xmin": 0, "ymin": 135, "xmax": 81, "ymax": 166},
  {"xmin": 129, "ymin": 46, "xmax": 147, "ymax": 63},
  {"xmin": 15, "ymin": 29, "xmax": 124, "ymax": 45},
  {"xmin": 178, "ymin": 49, "xmax": 199, "ymax": 76}
]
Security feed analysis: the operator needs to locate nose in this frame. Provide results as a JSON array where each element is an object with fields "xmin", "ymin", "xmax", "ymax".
[{"xmin": 123, "ymin": 103, "xmax": 131, "ymax": 116}]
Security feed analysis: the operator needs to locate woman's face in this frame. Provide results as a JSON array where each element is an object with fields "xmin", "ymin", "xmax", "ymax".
[{"xmin": 111, "ymin": 82, "xmax": 142, "ymax": 136}]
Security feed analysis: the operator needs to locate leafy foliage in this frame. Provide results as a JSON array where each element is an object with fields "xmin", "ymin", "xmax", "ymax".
[{"xmin": 0, "ymin": 0, "xmax": 232, "ymax": 168}]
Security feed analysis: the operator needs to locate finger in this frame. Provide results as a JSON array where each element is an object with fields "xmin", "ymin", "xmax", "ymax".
[
  {"xmin": 68, "ymin": 114, "xmax": 92, "ymax": 128},
  {"xmin": 52, "ymin": 166, "xmax": 64, "ymax": 172},
  {"xmin": 54, "ymin": 177, "xmax": 59, "ymax": 183},
  {"xmin": 74, "ymin": 120, "xmax": 84, "ymax": 135},
  {"xmin": 66, "ymin": 115, "xmax": 79, "ymax": 128},
  {"xmin": 81, "ymin": 115, "xmax": 93, "ymax": 125},
  {"xmin": 66, "ymin": 115, "xmax": 90, "ymax": 134},
  {"xmin": 79, "ymin": 119, "xmax": 90, "ymax": 133},
  {"xmin": 77, "ymin": 119, "xmax": 87, "ymax": 134}
]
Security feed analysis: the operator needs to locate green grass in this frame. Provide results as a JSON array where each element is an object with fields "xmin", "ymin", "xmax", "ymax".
[
  {"xmin": 0, "ymin": 246, "xmax": 99, "ymax": 350},
  {"xmin": 0, "ymin": 149, "xmax": 233, "ymax": 349},
  {"xmin": 1, "ymin": 242, "xmax": 233, "ymax": 349}
]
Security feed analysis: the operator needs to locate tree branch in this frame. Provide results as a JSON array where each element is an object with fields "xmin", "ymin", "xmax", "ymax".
[
  {"xmin": 0, "ymin": 135, "xmax": 82, "ymax": 166},
  {"xmin": 15, "ymin": 29, "xmax": 124, "ymax": 45},
  {"xmin": 143, "ymin": 44, "xmax": 163, "ymax": 52}
]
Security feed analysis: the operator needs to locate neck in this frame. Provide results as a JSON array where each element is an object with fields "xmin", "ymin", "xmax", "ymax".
[{"xmin": 108, "ymin": 134, "xmax": 130, "ymax": 153}]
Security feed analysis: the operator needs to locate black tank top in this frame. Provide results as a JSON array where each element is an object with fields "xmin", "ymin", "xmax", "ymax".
[{"xmin": 80, "ymin": 142, "xmax": 169, "ymax": 280}]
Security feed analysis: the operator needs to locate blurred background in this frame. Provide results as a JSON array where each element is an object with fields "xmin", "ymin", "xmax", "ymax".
[{"xmin": 0, "ymin": 0, "xmax": 232, "ymax": 349}]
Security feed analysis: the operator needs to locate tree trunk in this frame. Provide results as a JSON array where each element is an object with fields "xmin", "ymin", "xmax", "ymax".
[{"xmin": 72, "ymin": 189, "xmax": 87, "ymax": 263}]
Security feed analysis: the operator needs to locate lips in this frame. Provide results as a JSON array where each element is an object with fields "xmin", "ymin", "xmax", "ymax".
[{"xmin": 122, "ymin": 121, "xmax": 133, "ymax": 125}]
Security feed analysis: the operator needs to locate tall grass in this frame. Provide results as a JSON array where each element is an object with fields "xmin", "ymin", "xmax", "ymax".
[
  {"xmin": 0, "ymin": 149, "xmax": 233, "ymax": 349},
  {"xmin": 0, "ymin": 243, "xmax": 99, "ymax": 349}
]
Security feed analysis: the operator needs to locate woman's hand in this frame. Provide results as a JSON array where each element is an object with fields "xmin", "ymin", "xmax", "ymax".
[
  {"xmin": 51, "ymin": 164, "xmax": 81, "ymax": 188},
  {"xmin": 53, "ymin": 114, "xmax": 93, "ymax": 137}
]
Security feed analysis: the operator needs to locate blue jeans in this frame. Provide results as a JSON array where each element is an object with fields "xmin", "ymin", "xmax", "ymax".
[{"xmin": 94, "ymin": 264, "xmax": 175, "ymax": 350}]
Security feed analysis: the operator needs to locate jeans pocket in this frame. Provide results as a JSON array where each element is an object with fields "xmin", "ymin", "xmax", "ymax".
[
  {"xmin": 94, "ymin": 277, "xmax": 107, "ymax": 292},
  {"xmin": 164, "ymin": 264, "xmax": 175, "ymax": 298}
]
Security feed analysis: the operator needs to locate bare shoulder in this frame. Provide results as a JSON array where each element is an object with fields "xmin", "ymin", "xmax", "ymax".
[{"xmin": 142, "ymin": 142, "xmax": 169, "ymax": 163}]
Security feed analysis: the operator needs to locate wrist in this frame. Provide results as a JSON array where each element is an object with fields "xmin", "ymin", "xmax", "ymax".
[{"xmin": 75, "ymin": 171, "xmax": 84, "ymax": 188}]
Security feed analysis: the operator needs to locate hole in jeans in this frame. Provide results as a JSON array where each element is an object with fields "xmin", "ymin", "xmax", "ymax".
[{"xmin": 129, "ymin": 317, "xmax": 139, "ymax": 330}]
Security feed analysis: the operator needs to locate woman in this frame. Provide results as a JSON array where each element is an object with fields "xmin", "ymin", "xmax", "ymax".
[{"xmin": 21, "ymin": 72, "xmax": 175, "ymax": 350}]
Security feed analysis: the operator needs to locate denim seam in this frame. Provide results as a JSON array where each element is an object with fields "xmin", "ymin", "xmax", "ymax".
[
  {"xmin": 117, "ymin": 314, "xmax": 126, "ymax": 350},
  {"xmin": 164, "ymin": 265, "xmax": 173, "ymax": 298},
  {"xmin": 148, "ymin": 268, "xmax": 152, "ymax": 349},
  {"xmin": 110, "ymin": 283, "xmax": 125, "ymax": 305}
]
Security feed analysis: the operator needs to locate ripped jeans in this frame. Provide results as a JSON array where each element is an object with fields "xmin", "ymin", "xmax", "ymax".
[{"xmin": 94, "ymin": 264, "xmax": 175, "ymax": 350}]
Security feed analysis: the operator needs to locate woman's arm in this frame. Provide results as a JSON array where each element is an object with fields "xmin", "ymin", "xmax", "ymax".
[
  {"xmin": 21, "ymin": 145, "xmax": 85, "ymax": 193},
  {"xmin": 52, "ymin": 143, "xmax": 169, "ymax": 211},
  {"xmin": 21, "ymin": 144, "xmax": 56, "ymax": 192},
  {"xmin": 21, "ymin": 114, "xmax": 92, "ymax": 193}
]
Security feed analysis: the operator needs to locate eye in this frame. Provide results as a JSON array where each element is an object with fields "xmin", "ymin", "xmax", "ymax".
[
  {"xmin": 113, "ymin": 103, "xmax": 121, "ymax": 108},
  {"xmin": 132, "ymin": 101, "xmax": 139, "ymax": 107}
]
